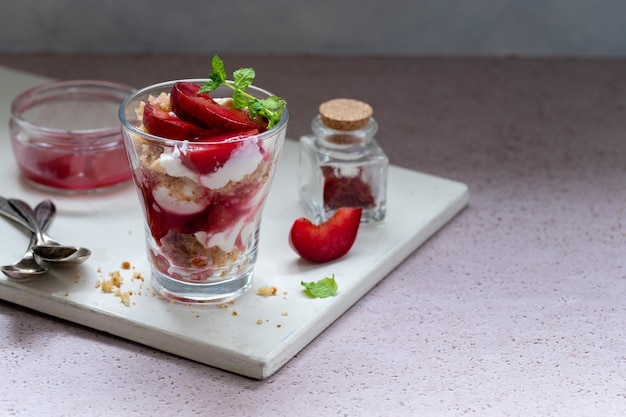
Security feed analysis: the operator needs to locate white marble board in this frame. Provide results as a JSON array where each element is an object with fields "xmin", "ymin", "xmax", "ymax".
[{"xmin": 0, "ymin": 66, "xmax": 469, "ymax": 379}]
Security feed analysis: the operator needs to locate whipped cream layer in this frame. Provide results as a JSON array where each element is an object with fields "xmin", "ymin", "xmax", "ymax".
[
  {"xmin": 149, "ymin": 139, "xmax": 266, "ymax": 253},
  {"xmin": 159, "ymin": 139, "xmax": 263, "ymax": 188}
]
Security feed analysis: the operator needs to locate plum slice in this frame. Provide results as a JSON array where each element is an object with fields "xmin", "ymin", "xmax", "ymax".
[
  {"xmin": 170, "ymin": 82, "xmax": 259, "ymax": 132},
  {"xmin": 289, "ymin": 208, "xmax": 362, "ymax": 263},
  {"xmin": 142, "ymin": 102, "xmax": 204, "ymax": 140},
  {"xmin": 180, "ymin": 129, "xmax": 259, "ymax": 175}
]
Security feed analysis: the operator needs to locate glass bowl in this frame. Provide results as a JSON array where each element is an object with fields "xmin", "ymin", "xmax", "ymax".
[{"xmin": 9, "ymin": 79, "xmax": 136, "ymax": 194}]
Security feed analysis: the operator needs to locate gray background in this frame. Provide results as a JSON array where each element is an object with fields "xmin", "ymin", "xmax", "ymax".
[{"xmin": 1, "ymin": 0, "xmax": 625, "ymax": 56}]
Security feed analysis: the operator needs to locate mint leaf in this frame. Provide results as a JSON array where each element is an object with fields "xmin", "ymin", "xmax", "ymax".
[
  {"xmin": 301, "ymin": 275, "xmax": 338, "ymax": 298},
  {"xmin": 247, "ymin": 97, "xmax": 286, "ymax": 128},
  {"xmin": 198, "ymin": 55, "xmax": 286, "ymax": 129},
  {"xmin": 199, "ymin": 79, "xmax": 221, "ymax": 93},
  {"xmin": 211, "ymin": 55, "xmax": 227, "ymax": 82},
  {"xmin": 198, "ymin": 55, "xmax": 227, "ymax": 93},
  {"xmin": 262, "ymin": 96, "xmax": 287, "ymax": 111},
  {"xmin": 247, "ymin": 99, "xmax": 265, "ymax": 118},
  {"xmin": 233, "ymin": 67, "xmax": 255, "ymax": 91},
  {"xmin": 232, "ymin": 90, "xmax": 248, "ymax": 110}
]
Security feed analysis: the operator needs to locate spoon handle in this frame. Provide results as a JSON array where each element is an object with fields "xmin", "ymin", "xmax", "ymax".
[
  {"xmin": 8, "ymin": 199, "xmax": 46, "ymax": 245},
  {"xmin": 35, "ymin": 201, "xmax": 55, "ymax": 232},
  {"xmin": 0, "ymin": 196, "xmax": 33, "ymax": 232},
  {"xmin": 23, "ymin": 201, "xmax": 54, "ymax": 251},
  {"xmin": 1, "ymin": 201, "xmax": 53, "ymax": 280}
]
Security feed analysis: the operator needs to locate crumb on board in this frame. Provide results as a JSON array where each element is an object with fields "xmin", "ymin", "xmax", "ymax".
[
  {"xmin": 132, "ymin": 271, "xmax": 144, "ymax": 281},
  {"xmin": 281, "ymin": 312, "xmax": 289, "ymax": 317},
  {"xmin": 256, "ymin": 319, "xmax": 263, "ymax": 325},
  {"xmin": 257, "ymin": 286, "xmax": 277, "ymax": 296},
  {"xmin": 232, "ymin": 311, "xmax": 238, "ymax": 316},
  {"xmin": 115, "ymin": 289, "xmax": 133, "ymax": 306},
  {"xmin": 96, "ymin": 271, "xmax": 124, "ymax": 293},
  {"xmin": 94, "ymin": 269, "xmax": 139, "ymax": 307},
  {"xmin": 121, "ymin": 261, "xmax": 132, "ymax": 270}
]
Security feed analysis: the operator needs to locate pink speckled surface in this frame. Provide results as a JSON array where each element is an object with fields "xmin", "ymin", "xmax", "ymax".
[{"xmin": 1, "ymin": 54, "xmax": 626, "ymax": 416}]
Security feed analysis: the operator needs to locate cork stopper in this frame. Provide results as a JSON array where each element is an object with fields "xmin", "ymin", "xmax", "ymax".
[{"xmin": 319, "ymin": 98, "xmax": 373, "ymax": 131}]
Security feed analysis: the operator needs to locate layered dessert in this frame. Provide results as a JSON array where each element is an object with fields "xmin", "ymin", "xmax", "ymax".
[{"xmin": 122, "ymin": 75, "xmax": 287, "ymax": 286}]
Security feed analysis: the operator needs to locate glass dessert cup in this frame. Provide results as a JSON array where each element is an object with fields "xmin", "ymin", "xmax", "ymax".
[{"xmin": 119, "ymin": 80, "xmax": 288, "ymax": 303}]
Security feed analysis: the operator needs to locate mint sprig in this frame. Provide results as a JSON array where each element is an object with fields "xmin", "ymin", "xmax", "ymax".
[
  {"xmin": 301, "ymin": 275, "xmax": 338, "ymax": 298},
  {"xmin": 198, "ymin": 55, "xmax": 287, "ymax": 129}
]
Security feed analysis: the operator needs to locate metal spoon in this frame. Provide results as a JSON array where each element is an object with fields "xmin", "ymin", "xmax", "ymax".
[
  {"xmin": 40, "ymin": 246, "xmax": 92, "ymax": 268},
  {"xmin": 1, "ymin": 202, "xmax": 55, "ymax": 280},
  {"xmin": 19, "ymin": 203, "xmax": 91, "ymax": 267},
  {"xmin": 0, "ymin": 198, "xmax": 91, "ymax": 266},
  {"xmin": 25, "ymin": 201, "xmax": 91, "ymax": 267},
  {"xmin": 0, "ymin": 197, "xmax": 40, "ymax": 231},
  {"xmin": 0, "ymin": 198, "xmax": 60, "ymax": 241},
  {"xmin": 8, "ymin": 199, "xmax": 79, "ymax": 260}
]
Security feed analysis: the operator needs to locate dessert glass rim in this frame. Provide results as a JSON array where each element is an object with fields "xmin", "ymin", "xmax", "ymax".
[
  {"xmin": 118, "ymin": 78, "xmax": 289, "ymax": 145},
  {"xmin": 11, "ymin": 79, "xmax": 136, "ymax": 138}
]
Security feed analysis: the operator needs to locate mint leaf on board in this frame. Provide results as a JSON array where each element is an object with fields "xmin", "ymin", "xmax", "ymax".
[
  {"xmin": 301, "ymin": 275, "xmax": 338, "ymax": 298},
  {"xmin": 198, "ymin": 55, "xmax": 286, "ymax": 129}
]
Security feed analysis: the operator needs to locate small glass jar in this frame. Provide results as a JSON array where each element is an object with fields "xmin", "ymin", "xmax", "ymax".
[
  {"xmin": 298, "ymin": 98, "xmax": 388, "ymax": 223},
  {"xmin": 9, "ymin": 79, "xmax": 135, "ymax": 194}
]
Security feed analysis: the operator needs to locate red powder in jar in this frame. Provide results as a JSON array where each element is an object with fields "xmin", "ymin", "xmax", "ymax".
[{"xmin": 321, "ymin": 166, "xmax": 376, "ymax": 210}]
